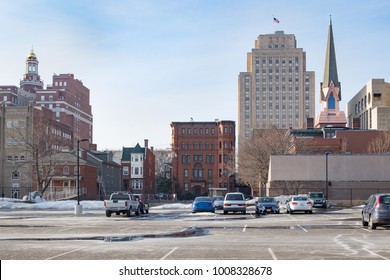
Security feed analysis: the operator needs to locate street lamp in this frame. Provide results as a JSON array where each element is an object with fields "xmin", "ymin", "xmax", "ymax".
[
  {"xmin": 325, "ymin": 151, "xmax": 331, "ymax": 203},
  {"xmin": 75, "ymin": 138, "xmax": 88, "ymax": 215}
]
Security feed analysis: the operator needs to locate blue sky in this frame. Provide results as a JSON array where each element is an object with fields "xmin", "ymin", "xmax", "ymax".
[{"xmin": 1, "ymin": 0, "xmax": 389, "ymax": 150}]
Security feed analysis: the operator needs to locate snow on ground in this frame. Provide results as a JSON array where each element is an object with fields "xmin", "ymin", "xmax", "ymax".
[{"xmin": 0, "ymin": 197, "xmax": 191, "ymax": 210}]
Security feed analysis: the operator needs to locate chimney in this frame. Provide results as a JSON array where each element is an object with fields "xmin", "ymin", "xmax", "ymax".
[
  {"xmin": 352, "ymin": 118, "xmax": 360, "ymax": 129},
  {"xmin": 144, "ymin": 139, "xmax": 149, "ymax": 149},
  {"xmin": 306, "ymin": 118, "xmax": 314, "ymax": 129}
]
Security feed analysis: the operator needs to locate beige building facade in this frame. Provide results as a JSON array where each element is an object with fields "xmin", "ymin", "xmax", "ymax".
[
  {"xmin": 346, "ymin": 79, "xmax": 390, "ymax": 130},
  {"xmin": 238, "ymin": 31, "xmax": 315, "ymax": 144},
  {"xmin": 268, "ymin": 154, "xmax": 390, "ymax": 204}
]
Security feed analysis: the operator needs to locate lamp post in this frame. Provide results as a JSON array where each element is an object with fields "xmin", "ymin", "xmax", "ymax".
[
  {"xmin": 325, "ymin": 151, "xmax": 331, "ymax": 202},
  {"xmin": 75, "ymin": 138, "xmax": 88, "ymax": 215}
]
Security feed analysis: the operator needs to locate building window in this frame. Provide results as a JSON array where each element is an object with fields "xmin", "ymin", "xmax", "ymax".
[
  {"xmin": 63, "ymin": 166, "xmax": 70, "ymax": 175},
  {"xmin": 184, "ymin": 169, "xmax": 188, "ymax": 177},
  {"xmin": 12, "ymin": 171, "xmax": 21, "ymax": 180},
  {"xmin": 123, "ymin": 166, "xmax": 129, "ymax": 175},
  {"xmin": 181, "ymin": 128, "xmax": 185, "ymax": 135},
  {"xmin": 208, "ymin": 169, "xmax": 213, "ymax": 178}
]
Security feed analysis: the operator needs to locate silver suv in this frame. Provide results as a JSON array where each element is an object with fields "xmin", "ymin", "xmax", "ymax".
[{"xmin": 223, "ymin": 192, "xmax": 246, "ymax": 214}]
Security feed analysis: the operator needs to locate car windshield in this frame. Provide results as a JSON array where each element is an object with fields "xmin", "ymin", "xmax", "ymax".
[
  {"xmin": 226, "ymin": 194, "xmax": 244, "ymax": 201},
  {"xmin": 310, "ymin": 193, "xmax": 323, "ymax": 198},
  {"xmin": 195, "ymin": 197, "xmax": 212, "ymax": 202},
  {"xmin": 380, "ymin": 195, "xmax": 390, "ymax": 205},
  {"xmin": 293, "ymin": 196, "xmax": 308, "ymax": 201},
  {"xmin": 213, "ymin": 196, "xmax": 224, "ymax": 201},
  {"xmin": 259, "ymin": 197, "xmax": 275, "ymax": 203},
  {"xmin": 111, "ymin": 194, "xmax": 129, "ymax": 200}
]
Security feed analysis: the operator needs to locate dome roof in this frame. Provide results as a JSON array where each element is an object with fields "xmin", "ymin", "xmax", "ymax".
[{"xmin": 28, "ymin": 49, "xmax": 37, "ymax": 59}]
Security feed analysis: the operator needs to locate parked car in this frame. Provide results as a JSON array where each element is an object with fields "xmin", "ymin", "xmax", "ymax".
[
  {"xmin": 308, "ymin": 192, "xmax": 327, "ymax": 208},
  {"xmin": 286, "ymin": 195, "xmax": 313, "ymax": 214},
  {"xmin": 362, "ymin": 193, "xmax": 390, "ymax": 230},
  {"xmin": 223, "ymin": 192, "xmax": 246, "ymax": 214},
  {"xmin": 133, "ymin": 194, "xmax": 149, "ymax": 214},
  {"xmin": 257, "ymin": 197, "xmax": 280, "ymax": 214},
  {"xmin": 212, "ymin": 196, "xmax": 225, "ymax": 210},
  {"xmin": 192, "ymin": 197, "xmax": 215, "ymax": 213},
  {"xmin": 255, "ymin": 203, "xmax": 266, "ymax": 215}
]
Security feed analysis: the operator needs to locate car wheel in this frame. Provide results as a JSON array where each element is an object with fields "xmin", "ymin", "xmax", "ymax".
[
  {"xmin": 145, "ymin": 209, "xmax": 149, "ymax": 214},
  {"xmin": 243, "ymin": 210, "xmax": 246, "ymax": 214},
  {"xmin": 368, "ymin": 215, "xmax": 377, "ymax": 230},
  {"xmin": 135, "ymin": 207, "xmax": 140, "ymax": 216},
  {"xmin": 290, "ymin": 210, "xmax": 294, "ymax": 214},
  {"xmin": 126, "ymin": 209, "xmax": 131, "ymax": 217},
  {"xmin": 309, "ymin": 210, "xmax": 313, "ymax": 214},
  {"xmin": 223, "ymin": 210, "xmax": 228, "ymax": 215},
  {"xmin": 362, "ymin": 214, "xmax": 368, "ymax": 226},
  {"xmin": 212, "ymin": 209, "xmax": 215, "ymax": 213},
  {"xmin": 105, "ymin": 211, "xmax": 112, "ymax": 217}
]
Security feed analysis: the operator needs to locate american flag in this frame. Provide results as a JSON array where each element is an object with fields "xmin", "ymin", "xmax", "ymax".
[{"xmin": 273, "ymin": 17, "xmax": 280, "ymax": 23}]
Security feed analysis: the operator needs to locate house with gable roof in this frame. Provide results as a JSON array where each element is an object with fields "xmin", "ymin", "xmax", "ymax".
[{"xmin": 121, "ymin": 139, "xmax": 156, "ymax": 195}]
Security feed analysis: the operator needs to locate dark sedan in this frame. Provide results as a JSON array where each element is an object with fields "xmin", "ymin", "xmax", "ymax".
[
  {"xmin": 257, "ymin": 197, "xmax": 280, "ymax": 214},
  {"xmin": 362, "ymin": 193, "xmax": 390, "ymax": 230}
]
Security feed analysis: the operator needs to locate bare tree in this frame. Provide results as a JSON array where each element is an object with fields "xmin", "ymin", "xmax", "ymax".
[
  {"xmin": 367, "ymin": 131, "xmax": 390, "ymax": 154},
  {"xmin": 238, "ymin": 127, "xmax": 292, "ymax": 195},
  {"xmin": 7, "ymin": 109, "xmax": 71, "ymax": 195}
]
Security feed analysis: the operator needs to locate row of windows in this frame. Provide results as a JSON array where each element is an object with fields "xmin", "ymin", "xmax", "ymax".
[
  {"xmin": 7, "ymin": 155, "xmax": 26, "ymax": 162},
  {"xmin": 122, "ymin": 166, "xmax": 143, "ymax": 176},
  {"xmin": 181, "ymin": 126, "xmax": 234, "ymax": 136},
  {"xmin": 182, "ymin": 168, "xmax": 229, "ymax": 178},
  {"xmin": 180, "ymin": 141, "xmax": 234, "ymax": 150},
  {"xmin": 182, "ymin": 154, "xmax": 231, "ymax": 164}
]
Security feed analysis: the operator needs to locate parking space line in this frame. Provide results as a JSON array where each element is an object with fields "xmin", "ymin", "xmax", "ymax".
[
  {"xmin": 361, "ymin": 228, "xmax": 372, "ymax": 233},
  {"xmin": 268, "ymin": 248, "xmax": 277, "ymax": 260},
  {"xmin": 45, "ymin": 246, "xmax": 89, "ymax": 260},
  {"xmin": 297, "ymin": 224, "xmax": 308, "ymax": 232},
  {"xmin": 363, "ymin": 249, "xmax": 388, "ymax": 260},
  {"xmin": 243, "ymin": 224, "xmax": 247, "ymax": 232},
  {"xmin": 160, "ymin": 247, "xmax": 178, "ymax": 260}
]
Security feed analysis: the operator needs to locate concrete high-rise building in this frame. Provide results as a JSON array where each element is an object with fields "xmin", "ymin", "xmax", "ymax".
[{"xmin": 238, "ymin": 30, "xmax": 315, "ymax": 145}]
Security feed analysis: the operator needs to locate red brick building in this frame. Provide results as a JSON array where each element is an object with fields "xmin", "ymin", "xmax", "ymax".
[{"xmin": 171, "ymin": 120, "xmax": 236, "ymax": 198}]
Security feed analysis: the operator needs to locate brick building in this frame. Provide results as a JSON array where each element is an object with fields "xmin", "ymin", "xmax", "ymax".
[{"xmin": 171, "ymin": 120, "xmax": 236, "ymax": 198}]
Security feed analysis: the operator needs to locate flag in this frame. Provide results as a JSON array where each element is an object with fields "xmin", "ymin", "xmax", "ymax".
[{"xmin": 273, "ymin": 17, "xmax": 280, "ymax": 23}]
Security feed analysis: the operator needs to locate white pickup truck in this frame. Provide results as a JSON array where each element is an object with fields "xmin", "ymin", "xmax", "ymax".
[{"xmin": 103, "ymin": 192, "xmax": 140, "ymax": 217}]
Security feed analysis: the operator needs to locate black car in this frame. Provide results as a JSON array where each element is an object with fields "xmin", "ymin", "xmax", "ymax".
[
  {"xmin": 362, "ymin": 193, "xmax": 390, "ymax": 229},
  {"xmin": 256, "ymin": 197, "xmax": 280, "ymax": 214}
]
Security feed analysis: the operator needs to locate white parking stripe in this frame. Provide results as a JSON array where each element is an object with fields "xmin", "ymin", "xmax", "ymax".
[
  {"xmin": 243, "ymin": 224, "xmax": 248, "ymax": 232},
  {"xmin": 45, "ymin": 246, "xmax": 88, "ymax": 260},
  {"xmin": 268, "ymin": 248, "xmax": 278, "ymax": 260},
  {"xmin": 363, "ymin": 249, "xmax": 389, "ymax": 260},
  {"xmin": 160, "ymin": 247, "xmax": 178, "ymax": 260},
  {"xmin": 297, "ymin": 224, "xmax": 308, "ymax": 232}
]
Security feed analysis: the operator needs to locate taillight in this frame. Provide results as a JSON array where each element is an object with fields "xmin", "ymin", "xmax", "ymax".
[
  {"xmin": 307, "ymin": 201, "xmax": 312, "ymax": 205},
  {"xmin": 224, "ymin": 203, "xmax": 231, "ymax": 206},
  {"xmin": 374, "ymin": 198, "xmax": 381, "ymax": 208},
  {"xmin": 238, "ymin": 204, "xmax": 246, "ymax": 206},
  {"xmin": 125, "ymin": 201, "xmax": 128, "ymax": 207},
  {"xmin": 292, "ymin": 202, "xmax": 298, "ymax": 205}
]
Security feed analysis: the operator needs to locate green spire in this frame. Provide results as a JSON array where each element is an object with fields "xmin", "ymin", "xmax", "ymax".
[{"xmin": 322, "ymin": 16, "xmax": 341, "ymax": 100}]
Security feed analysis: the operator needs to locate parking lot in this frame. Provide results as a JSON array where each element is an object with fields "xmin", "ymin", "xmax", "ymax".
[{"xmin": 0, "ymin": 205, "xmax": 389, "ymax": 260}]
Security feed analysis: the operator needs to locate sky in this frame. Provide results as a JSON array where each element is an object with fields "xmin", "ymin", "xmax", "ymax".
[{"xmin": 1, "ymin": 0, "xmax": 389, "ymax": 150}]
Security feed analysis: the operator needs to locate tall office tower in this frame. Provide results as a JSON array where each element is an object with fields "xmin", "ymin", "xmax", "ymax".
[{"xmin": 238, "ymin": 31, "xmax": 315, "ymax": 145}]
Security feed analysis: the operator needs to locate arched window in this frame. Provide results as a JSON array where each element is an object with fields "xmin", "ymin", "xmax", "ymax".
[
  {"xmin": 328, "ymin": 94, "xmax": 335, "ymax": 109},
  {"xmin": 12, "ymin": 171, "xmax": 21, "ymax": 180},
  {"xmin": 63, "ymin": 166, "xmax": 70, "ymax": 175}
]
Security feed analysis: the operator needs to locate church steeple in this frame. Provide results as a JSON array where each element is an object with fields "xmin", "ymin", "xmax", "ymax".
[
  {"xmin": 315, "ymin": 17, "xmax": 347, "ymax": 128},
  {"xmin": 20, "ymin": 48, "xmax": 44, "ymax": 93},
  {"xmin": 321, "ymin": 16, "xmax": 341, "ymax": 100}
]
